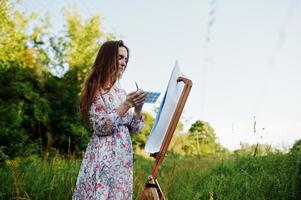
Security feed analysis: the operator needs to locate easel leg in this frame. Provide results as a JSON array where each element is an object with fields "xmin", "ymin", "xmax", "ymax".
[{"xmin": 140, "ymin": 176, "xmax": 166, "ymax": 200}]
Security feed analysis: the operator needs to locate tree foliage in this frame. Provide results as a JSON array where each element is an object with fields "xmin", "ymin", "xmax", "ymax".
[
  {"xmin": 0, "ymin": 0, "xmax": 50, "ymax": 70},
  {"xmin": 290, "ymin": 139, "xmax": 301, "ymax": 154},
  {"xmin": 0, "ymin": 1, "xmax": 113, "ymax": 159},
  {"xmin": 170, "ymin": 120, "xmax": 229, "ymax": 157},
  {"xmin": 233, "ymin": 143, "xmax": 275, "ymax": 156},
  {"xmin": 0, "ymin": 62, "xmax": 50, "ymax": 157},
  {"xmin": 2, "ymin": 1, "xmax": 291, "ymax": 161}
]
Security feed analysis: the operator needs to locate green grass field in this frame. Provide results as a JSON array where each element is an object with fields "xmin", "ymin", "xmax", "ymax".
[{"xmin": 0, "ymin": 152, "xmax": 300, "ymax": 200}]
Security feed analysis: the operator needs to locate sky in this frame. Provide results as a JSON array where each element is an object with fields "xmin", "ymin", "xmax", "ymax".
[{"xmin": 15, "ymin": 0, "xmax": 301, "ymax": 150}]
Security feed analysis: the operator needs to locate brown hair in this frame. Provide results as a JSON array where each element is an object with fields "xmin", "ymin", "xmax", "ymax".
[{"xmin": 80, "ymin": 40, "xmax": 129, "ymax": 125}]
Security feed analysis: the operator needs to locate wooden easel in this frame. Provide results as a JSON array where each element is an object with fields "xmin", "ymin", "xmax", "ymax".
[{"xmin": 140, "ymin": 77, "xmax": 192, "ymax": 200}]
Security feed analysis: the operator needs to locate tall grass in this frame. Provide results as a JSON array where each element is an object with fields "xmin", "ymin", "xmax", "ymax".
[
  {"xmin": 0, "ymin": 152, "xmax": 299, "ymax": 200},
  {"xmin": 0, "ymin": 155, "xmax": 80, "ymax": 200},
  {"xmin": 193, "ymin": 153, "xmax": 300, "ymax": 200},
  {"xmin": 133, "ymin": 154, "xmax": 221, "ymax": 200}
]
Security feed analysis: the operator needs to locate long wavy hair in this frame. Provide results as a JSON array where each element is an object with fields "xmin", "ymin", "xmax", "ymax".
[{"xmin": 80, "ymin": 40, "xmax": 129, "ymax": 125}]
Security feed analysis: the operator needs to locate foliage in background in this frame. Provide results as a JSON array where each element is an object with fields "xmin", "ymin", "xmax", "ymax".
[
  {"xmin": 1, "ymin": 1, "xmax": 212, "ymax": 160},
  {"xmin": 169, "ymin": 120, "xmax": 230, "ymax": 157},
  {"xmin": 0, "ymin": 1, "xmax": 113, "ymax": 159},
  {"xmin": 233, "ymin": 142, "xmax": 276, "ymax": 156},
  {"xmin": 131, "ymin": 112, "xmax": 154, "ymax": 152},
  {"xmin": 290, "ymin": 139, "xmax": 301, "ymax": 154},
  {"xmin": 0, "ymin": 0, "xmax": 50, "ymax": 71},
  {"xmin": 0, "ymin": 63, "xmax": 50, "ymax": 158},
  {"xmin": 0, "ymin": 0, "xmax": 297, "ymax": 161}
]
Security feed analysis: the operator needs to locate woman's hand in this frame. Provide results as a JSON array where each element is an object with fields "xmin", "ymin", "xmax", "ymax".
[
  {"xmin": 133, "ymin": 90, "xmax": 146, "ymax": 115},
  {"xmin": 117, "ymin": 90, "xmax": 145, "ymax": 118},
  {"xmin": 124, "ymin": 90, "xmax": 146, "ymax": 110}
]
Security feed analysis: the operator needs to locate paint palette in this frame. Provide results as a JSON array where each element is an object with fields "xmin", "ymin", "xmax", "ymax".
[{"xmin": 144, "ymin": 92, "xmax": 160, "ymax": 104}]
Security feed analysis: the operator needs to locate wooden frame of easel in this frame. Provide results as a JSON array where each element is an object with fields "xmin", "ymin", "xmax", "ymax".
[{"xmin": 140, "ymin": 77, "xmax": 192, "ymax": 200}]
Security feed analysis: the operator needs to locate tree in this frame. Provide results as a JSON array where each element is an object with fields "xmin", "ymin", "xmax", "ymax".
[
  {"xmin": 0, "ymin": 2, "xmax": 116, "ymax": 158},
  {"xmin": 0, "ymin": 1, "xmax": 51, "ymax": 159},
  {"xmin": 290, "ymin": 139, "xmax": 301, "ymax": 154},
  {"xmin": 0, "ymin": 0, "xmax": 50, "ymax": 70},
  {"xmin": 168, "ymin": 120, "xmax": 230, "ymax": 156},
  {"xmin": 43, "ymin": 8, "xmax": 115, "ymax": 155},
  {"xmin": 234, "ymin": 143, "xmax": 275, "ymax": 156},
  {"xmin": 189, "ymin": 120, "xmax": 218, "ymax": 156},
  {"xmin": 62, "ymin": 8, "xmax": 115, "ymax": 83},
  {"xmin": 0, "ymin": 62, "xmax": 51, "ymax": 158}
]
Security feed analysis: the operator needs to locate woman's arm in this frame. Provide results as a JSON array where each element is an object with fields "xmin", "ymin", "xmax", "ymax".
[
  {"xmin": 90, "ymin": 105, "xmax": 122, "ymax": 136},
  {"xmin": 128, "ymin": 112, "xmax": 144, "ymax": 134},
  {"xmin": 90, "ymin": 95, "xmax": 132, "ymax": 136},
  {"xmin": 90, "ymin": 91, "xmax": 145, "ymax": 136},
  {"xmin": 128, "ymin": 98, "xmax": 145, "ymax": 134}
]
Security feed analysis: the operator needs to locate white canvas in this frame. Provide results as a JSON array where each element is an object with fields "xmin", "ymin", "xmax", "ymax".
[{"xmin": 144, "ymin": 62, "xmax": 185, "ymax": 153}]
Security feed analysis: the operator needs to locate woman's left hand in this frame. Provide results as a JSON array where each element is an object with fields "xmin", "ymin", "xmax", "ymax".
[{"xmin": 134, "ymin": 90, "xmax": 146, "ymax": 114}]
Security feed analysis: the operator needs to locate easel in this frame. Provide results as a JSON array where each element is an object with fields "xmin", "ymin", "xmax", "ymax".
[{"xmin": 140, "ymin": 77, "xmax": 192, "ymax": 200}]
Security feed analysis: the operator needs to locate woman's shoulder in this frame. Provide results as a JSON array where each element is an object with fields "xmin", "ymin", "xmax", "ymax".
[{"xmin": 91, "ymin": 91, "xmax": 104, "ymax": 106}]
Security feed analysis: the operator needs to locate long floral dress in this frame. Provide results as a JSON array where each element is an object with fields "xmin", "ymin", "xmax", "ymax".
[{"xmin": 72, "ymin": 85, "xmax": 144, "ymax": 200}]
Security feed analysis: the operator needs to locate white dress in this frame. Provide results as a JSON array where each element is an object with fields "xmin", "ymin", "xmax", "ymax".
[{"xmin": 72, "ymin": 85, "xmax": 144, "ymax": 200}]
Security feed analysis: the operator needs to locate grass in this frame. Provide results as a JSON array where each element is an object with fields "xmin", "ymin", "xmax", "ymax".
[
  {"xmin": 133, "ymin": 154, "xmax": 221, "ymax": 200},
  {"xmin": 0, "ymin": 155, "xmax": 80, "ymax": 200},
  {"xmin": 0, "ymin": 152, "xmax": 299, "ymax": 200},
  {"xmin": 193, "ymin": 153, "xmax": 301, "ymax": 200}
]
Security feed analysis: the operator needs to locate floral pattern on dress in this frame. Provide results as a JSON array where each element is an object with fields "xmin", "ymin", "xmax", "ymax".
[{"xmin": 72, "ymin": 85, "xmax": 144, "ymax": 200}]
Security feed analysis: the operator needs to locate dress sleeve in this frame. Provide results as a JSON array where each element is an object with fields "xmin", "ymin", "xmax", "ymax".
[
  {"xmin": 89, "ymin": 95, "xmax": 127, "ymax": 136},
  {"xmin": 117, "ymin": 88, "xmax": 145, "ymax": 134},
  {"xmin": 128, "ymin": 113, "xmax": 145, "ymax": 134}
]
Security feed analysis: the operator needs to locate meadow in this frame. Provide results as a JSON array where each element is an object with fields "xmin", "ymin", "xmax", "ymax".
[{"xmin": 0, "ymin": 152, "xmax": 299, "ymax": 200}]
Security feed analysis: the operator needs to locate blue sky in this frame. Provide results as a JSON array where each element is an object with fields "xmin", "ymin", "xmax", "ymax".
[{"xmin": 16, "ymin": 0, "xmax": 301, "ymax": 150}]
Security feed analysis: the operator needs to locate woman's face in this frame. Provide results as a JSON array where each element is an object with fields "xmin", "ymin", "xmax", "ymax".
[{"xmin": 117, "ymin": 46, "xmax": 128, "ymax": 78}]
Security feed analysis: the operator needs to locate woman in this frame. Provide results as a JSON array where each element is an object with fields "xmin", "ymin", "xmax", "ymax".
[{"xmin": 73, "ymin": 40, "xmax": 145, "ymax": 200}]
